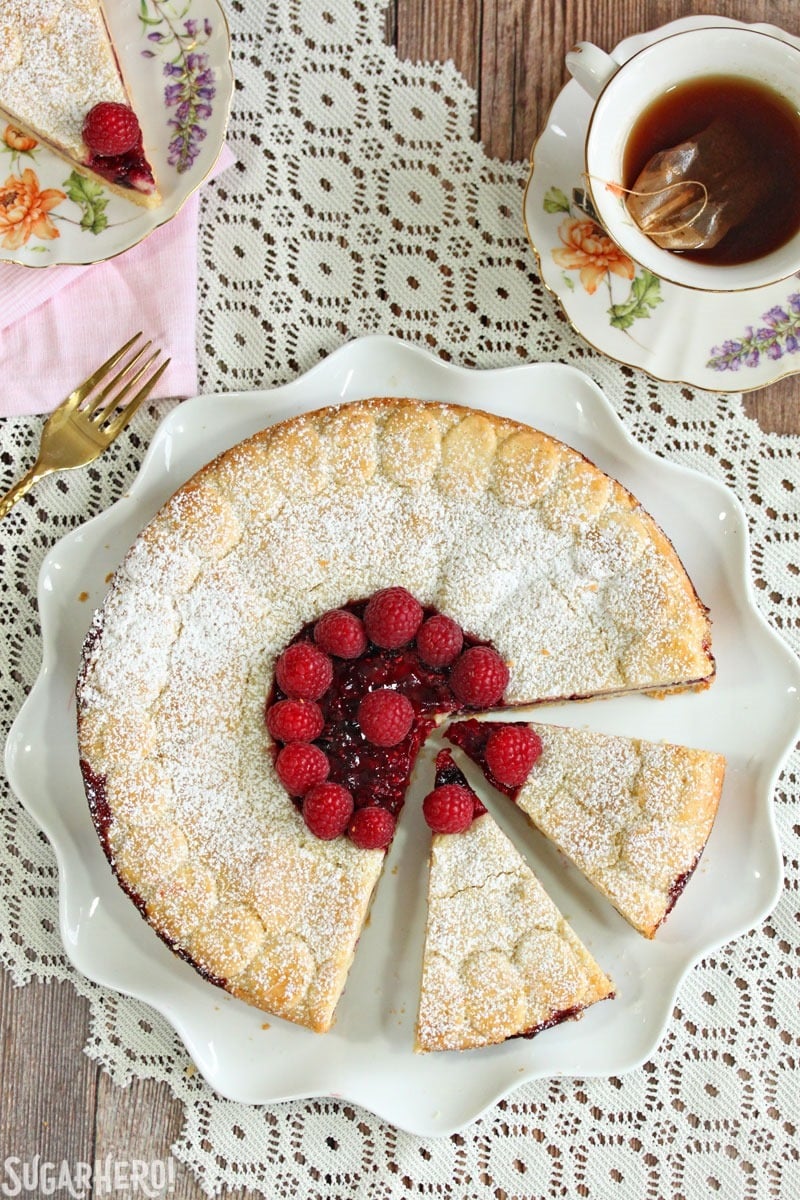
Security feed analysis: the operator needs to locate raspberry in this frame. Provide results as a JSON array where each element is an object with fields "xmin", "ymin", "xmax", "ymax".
[
  {"xmin": 275, "ymin": 742, "xmax": 330, "ymax": 796},
  {"xmin": 422, "ymin": 783, "xmax": 476, "ymax": 834},
  {"xmin": 416, "ymin": 613, "xmax": 464, "ymax": 668},
  {"xmin": 485, "ymin": 725, "xmax": 542, "ymax": 787},
  {"xmin": 302, "ymin": 782, "xmax": 354, "ymax": 840},
  {"xmin": 357, "ymin": 688, "xmax": 414, "ymax": 746},
  {"xmin": 450, "ymin": 645, "xmax": 509, "ymax": 708},
  {"xmin": 82, "ymin": 102, "xmax": 142, "ymax": 157},
  {"xmin": 314, "ymin": 608, "xmax": 367, "ymax": 659},
  {"xmin": 348, "ymin": 805, "xmax": 396, "ymax": 850},
  {"xmin": 275, "ymin": 642, "xmax": 333, "ymax": 700},
  {"xmin": 266, "ymin": 698, "xmax": 324, "ymax": 743},
  {"xmin": 364, "ymin": 586, "xmax": 423, "ymax": 649}
]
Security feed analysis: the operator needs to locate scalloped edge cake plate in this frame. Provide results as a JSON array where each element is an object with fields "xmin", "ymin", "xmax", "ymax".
[
  {"xmin": 523, "ymin": 16, "xmax": 800, "ymax": 393},
  {"xmin": 6, "ymin": 336, "xmax": 800, "ymax": 1135},
  {"xmin": 0, "ymin": 0, "xmax": 232, "ymax": 267}
]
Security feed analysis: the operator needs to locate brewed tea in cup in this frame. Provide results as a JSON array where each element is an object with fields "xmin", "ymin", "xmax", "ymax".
[{"xmin": 566, "ymin": 26, "xmax": 800, "ymax": 291}]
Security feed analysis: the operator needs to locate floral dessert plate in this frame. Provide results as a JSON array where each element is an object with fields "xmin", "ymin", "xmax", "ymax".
[
  {"xmin": 524, "ymin": 16, "xmax": 800, "ymax": 393},
  {"xmin": 0, "ymin": 0, "xmax": 231, "ymax": 267},
  {"xmin": 6, "ymin": 338, "xmax": 800, "ymax": 1135}
]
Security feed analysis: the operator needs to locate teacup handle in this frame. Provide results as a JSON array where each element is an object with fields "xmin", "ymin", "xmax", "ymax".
[{"xmin": 565, "ymin": 41, "xmax": 620, "ymax": 99}]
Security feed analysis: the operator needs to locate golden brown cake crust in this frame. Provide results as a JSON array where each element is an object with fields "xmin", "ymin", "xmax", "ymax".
[{"xmin": 76, "ymin": 397, "xmax": 715, "ymax": 1031}]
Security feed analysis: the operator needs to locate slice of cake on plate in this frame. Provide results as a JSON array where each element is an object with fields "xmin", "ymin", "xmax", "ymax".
[
  {"xmin": 76, "ymin": 397, "xmax": 716, "ymax": 1032},
  {"xmin": 446, "ymin": 719, "xmax": 725, "ymax": 938},
  {"xmin": 415, "ymin": 750, "xmax": 614, "ymax": 1052},
  {"xmin": 0, "ymin": 0, "xmax": 160, "ymax": 206}
]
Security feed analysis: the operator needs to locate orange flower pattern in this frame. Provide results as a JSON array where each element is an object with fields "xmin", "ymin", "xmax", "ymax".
[
  {"xmin": 543, "ymin": 185, "xmax": 662, "ymax": 332},
  {"xmin": 552, "ymin": 215, "xmax": 635, "ymax": 295},
  {"xmin": 0, "ymin": 168, "xmax": 66, "ymax": 250},
  {"xmin": 3, "ymin": 124, "xmax": 38, "ymax": 152}
]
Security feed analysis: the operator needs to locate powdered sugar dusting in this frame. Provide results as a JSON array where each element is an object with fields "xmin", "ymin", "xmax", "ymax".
[
  {"xmin": 515, "ymin": 723, "xmax": 725, "ymax": 937},
  {"xmin": 77, "ymin": 398, "xmax": 713, "ymax": 1029},
  {"xmin": 0, "ymin": 0, "xmax": 128, "ymax": 158}
]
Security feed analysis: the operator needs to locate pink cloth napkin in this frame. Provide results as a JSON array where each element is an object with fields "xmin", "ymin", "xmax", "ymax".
[{"xmin": 0, "ymin": 146, "xmax": 235, "ymax": 416}]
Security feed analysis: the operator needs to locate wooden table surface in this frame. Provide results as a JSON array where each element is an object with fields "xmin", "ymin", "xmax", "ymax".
[{"xmin": 2, "ymin": 4, "xmax": 797, "ymax": 1197}]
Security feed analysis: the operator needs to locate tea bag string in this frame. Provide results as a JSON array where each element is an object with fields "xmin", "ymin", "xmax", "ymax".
[{"xmin": 585, "ymin": 174, "xmax": 710, "ymax": 236}]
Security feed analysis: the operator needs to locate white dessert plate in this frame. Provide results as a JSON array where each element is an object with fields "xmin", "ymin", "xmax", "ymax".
[
  {"xmin": 524, "ymin": 16, "xmax": 800, "ymax": 393},
  {"xmin": 6, "ymin": 336, "xmax": 800, "ymax": 1135},
  {"xmin": 0, "ymin": 0, "xmax": 231, "ymax": 267}
]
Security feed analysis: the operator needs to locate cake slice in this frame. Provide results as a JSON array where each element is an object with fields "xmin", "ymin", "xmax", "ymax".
[
  {"xmin": 415, "ymin": 750, "xmax": 614, "ymax": 1052},
  {"xmin": 446, "ymin": 719, "xmax": 725, "ymax": 938},
  {"xmin": 0, "ymin": 0, "xmax": 160, "ymax": 206}
]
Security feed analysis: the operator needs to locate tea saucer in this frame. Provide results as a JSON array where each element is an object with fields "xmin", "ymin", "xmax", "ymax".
[{"xmin": 523, "ymin": 15, "xmax": 800, "ymax": 393}]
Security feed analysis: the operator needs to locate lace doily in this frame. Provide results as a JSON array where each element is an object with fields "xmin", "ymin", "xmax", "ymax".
[{"xmin": 2, "ymin": 1, "xmax": 799, "ymax": 1196}]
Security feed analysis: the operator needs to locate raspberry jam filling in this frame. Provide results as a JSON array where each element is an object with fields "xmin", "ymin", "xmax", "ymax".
[
  {"xmin": 433, "ymin": 747, "xmax": 467, "ymax": 790},
  {"xmin": 86, "ymin": 140, "xmax": 156, "ymax": 192},
  {"xmin": 316, "ymin": 649, "xmax": 439, "ymax": 814},
  {"xmin": 445, "ymin": 718, "xmax": 531, "ymax": 798},
  {"xmin": 264, "ymin": 589, "xmax": 511, "ymax": 848}
]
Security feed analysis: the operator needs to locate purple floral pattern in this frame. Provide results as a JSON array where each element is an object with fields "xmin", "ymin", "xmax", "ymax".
[
  {"xmin": 140, "ymin": 3, "xmax": 216, "ymax": 173},
  {"xmin": 708, "ymin": 283, "xmax": 800, "ymax": 371}
]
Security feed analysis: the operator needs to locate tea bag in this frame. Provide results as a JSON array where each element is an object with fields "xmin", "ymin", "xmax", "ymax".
[{"xmin": 625, "ymin": 117, "xmax": 769, "ymax": 250}]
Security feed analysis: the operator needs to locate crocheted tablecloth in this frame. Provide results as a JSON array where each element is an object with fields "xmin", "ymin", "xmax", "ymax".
[{"xmin": 2, "ymin": 2, "xmax": 798, "ymax": 1196}]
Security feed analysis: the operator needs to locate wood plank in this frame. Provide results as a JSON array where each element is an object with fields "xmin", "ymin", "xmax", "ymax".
[
  {"xmin": 481, "ymin": 0, "xmax": 800, "ymax": 160},
  {"xmin": 480, "ymin": 0, "xmax": 567, "ymax": 163},
  {"xmin": 0, "ymin": 968, "xmax": 261, "ymax": 1199},
  {"xmin": 393, "ymin": 0, "xmax": 482, "ymax": 87},
  {"xmin": 391, "ymin": 0, "xmax": 800, "ymax": 432},
  {"xmin": 0, "ymin": 974, "xmax": 96, "ymax": 1163},
  {"xmin": 742, "ymin": 375, "xmax": 800, "ymax": 434},
  {"xmin": 93, "ymin": 1071, "xmax": 256, "ymax": 1200}
]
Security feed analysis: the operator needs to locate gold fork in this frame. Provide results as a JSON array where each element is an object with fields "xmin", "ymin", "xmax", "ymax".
[{"xmin": 0, "ymin": 333, "xmax": 170, "ymax": 521}]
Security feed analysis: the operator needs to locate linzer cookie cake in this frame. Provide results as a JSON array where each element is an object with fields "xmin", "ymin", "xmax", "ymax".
[
  {"xmin": 0, "ymin": 0, "xmax": 160, "ymax": 206},
  {"xmin": 76, "ymin": 397, "xmax": 716, "ymax": 1033}
]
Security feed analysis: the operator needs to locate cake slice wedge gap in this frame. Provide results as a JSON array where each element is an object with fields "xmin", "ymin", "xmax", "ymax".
[
  {"xmin": 445, "ymin": 719, "xmax": 726, "ymax": 939},
  {"xmin": 0, "ymin": 0, "xmax": 160, "ymax": 206},
  {"xmin": 415, "ymin": 750, "xmax": 614, "ymax": 1052}
]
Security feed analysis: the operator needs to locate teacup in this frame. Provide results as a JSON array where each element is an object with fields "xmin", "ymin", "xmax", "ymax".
[{"xmin": 565, "ymin": 26, "xmax": 800, "ymax": 291}]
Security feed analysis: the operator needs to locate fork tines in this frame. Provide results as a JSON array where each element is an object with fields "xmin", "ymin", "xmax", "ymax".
[{"xmin": 72, "ymin": 332, "xmax": 169, "ymax": 433}]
